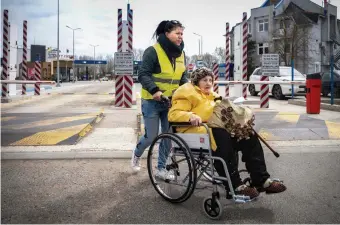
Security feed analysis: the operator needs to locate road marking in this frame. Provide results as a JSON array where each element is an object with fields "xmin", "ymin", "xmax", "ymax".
[
  {"xmin": 325, "ymin": 121, "xmax": 340, "ymax": 139},
  {"xmin": 1, "ymin": 116, "xmax": 16, "ymax": 122},
  {"xmin": 274, "ymin": 112, "xmax": 300, "ymax": 123},
  {"xmin": 258, "ymin": 128, "xmax": 278, "ymax": 141},
  {"xmin": 10, "ymin": 124, "xmax": 89, "ymax": 146},
  {"xmin": 2, "ymin": 113, "xmax": 98, "ymax": 130}
]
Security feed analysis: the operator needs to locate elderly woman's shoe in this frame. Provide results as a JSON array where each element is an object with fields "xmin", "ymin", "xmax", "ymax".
[
  {"xmin": 257, "ymin": 178, "xmax": 287, "ymax": 194},
  {"xmin": 234, "ymin": 184, "xmax": 260, "ymax": 200}
]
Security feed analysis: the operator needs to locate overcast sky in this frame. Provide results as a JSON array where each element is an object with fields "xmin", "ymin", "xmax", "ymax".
[{"xmin": 1, "ymin": 0, "xmax": 339, "ymax": 59}]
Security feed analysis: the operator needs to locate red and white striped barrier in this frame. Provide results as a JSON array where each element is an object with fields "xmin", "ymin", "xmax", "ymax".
[
  {"xmin": 22, "ymin": 20, "xmax": 28, "ymax": 95},
  {"xmin": 2, "ymin": 9, "xmax": 10, "ymax": 99},
  {"xmin": 215, "ymin": 80, "xmax": 306, "ymax": 108},
  {"xmin": 34, "ymin": 61, "xmax": 41, "ymax": 95},
  {"xmin": 115, "ymin": 9, "xmax": 124, "ymax": 107},
  {"xmin": 225, "ymin": 22, "xmax": 230, "ymax": 97},
  {"xmin": 242, "ymin": 12, "xmax": 248, "ymax": 99},
  {"xmin": 213, "ymin": 63, "xmax": 219, "ymax": 93},
  {"xmin": 260, "ymin": 76, "xmax": 269, "ymax": 108},
  {"xmin": 115, "ymin": 6, "xmax": 134, "ymax": 108},
  {"xmin": 0, "ymin": 80, "xmax": 55, "ymax": 84},
  {"xmin": 213, "ymin": 63, "xmax": 218, "ymax": 93},
  {"xmin": 124, "ymin": 8, "xmax": 133, "ymax": 108}
]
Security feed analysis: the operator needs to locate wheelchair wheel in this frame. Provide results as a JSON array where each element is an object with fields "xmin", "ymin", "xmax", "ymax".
[
  {"xmin": 202, "ymin": 196, "xmax": 223, "ymax": 220},
  {"xmin": 147, "ymin": 133, "xmax": 197, "ymax": 203}
]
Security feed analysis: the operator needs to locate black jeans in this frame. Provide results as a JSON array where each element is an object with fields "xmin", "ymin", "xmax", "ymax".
[{"xmin": 211, "ymin": 128, "xmax": 270, "ymax": 189}]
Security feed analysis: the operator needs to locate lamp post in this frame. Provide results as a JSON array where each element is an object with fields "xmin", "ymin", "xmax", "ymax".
[
  {"xmin": 90, "ymin": 44, "xmax": 99, "ymax": 81},
  {"xmin": 66, "ymin": 25, "xmax": 81, "ymax": 82},
  {"xmin": 193, "ymin": 32, "xmax": 203, "ymax": 56},
  {"xmin": 56, "ymin": 0, "xmax": 60, "ymax": 87}
]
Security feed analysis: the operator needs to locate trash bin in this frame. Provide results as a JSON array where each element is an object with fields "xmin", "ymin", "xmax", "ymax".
[{"xmin": 306, "ymin": 73, "xmax": 321, "ymax": 114}]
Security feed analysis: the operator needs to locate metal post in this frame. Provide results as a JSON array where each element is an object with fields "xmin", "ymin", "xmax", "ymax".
[
  {"xmin": 56, "ymin": 0, "xmax": 60, "ymax": 87},
  {"xmin": 72, "ymin": 29, "xmax": 74, "ymax": 82},
  {"xmin": 330, "ymin": 54, "xmax": 334, "ymax": 105},
  {"xmin": 90, "ymin": 44, "xmax": 98, "ymax": 81},
  {"xmin": 291, "ymin": 58, "xmax": 294, "ymax": 98}
]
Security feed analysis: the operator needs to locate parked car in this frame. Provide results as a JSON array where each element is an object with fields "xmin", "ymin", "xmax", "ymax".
[
  {"xmin": 248, "ymin": 66, "xmax": 306, "ymax": 100},
  {"xmin": 321, "ymin": 70, "xmax": 340, "ymax": 97}
]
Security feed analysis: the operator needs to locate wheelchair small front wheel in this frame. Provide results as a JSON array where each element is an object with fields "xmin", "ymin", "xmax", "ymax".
[
  {"xmin": 202, "ymin": 196, "xmax": 223, "ymax": 220},
  {"xmin": 147, "ymin": 133, "xmax": 197, "ymax": 203}
]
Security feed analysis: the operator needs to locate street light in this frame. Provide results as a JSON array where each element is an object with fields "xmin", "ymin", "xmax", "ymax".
[
  {"xmin": 56, "ymin": 0, "xmax": 60, "ymax": 87},
  {"xmin": 66, "ymin": 25, "xmax": 81, "ymax": 82},
  {"xmin": 193, "ymin": 32, "xmax": 203, "ymax": 56},
  {"xmin": 90, "ymin": 44, "xmax": 99, "ymax": 81}
]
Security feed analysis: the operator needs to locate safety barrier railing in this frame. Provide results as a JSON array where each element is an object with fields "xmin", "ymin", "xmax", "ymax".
[{"xmin": 214, "ymin": 80, "xmax": 306, "ymax": 108}]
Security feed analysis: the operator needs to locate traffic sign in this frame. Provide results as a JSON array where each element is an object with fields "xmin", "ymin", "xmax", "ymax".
[
  {"xmin": 114, "ymin": 52, "xmax": 134, "ymax": 76},
  {"xmin": 73, "ymin": 60, "xmax": 107, "ymax": 65},
  {"xmin": 262, "ymin": 54, "xmax": 279, "ymax": 76},
  {"xmin": 196, "ymin": 60, "xmax": 204, "ymax": 68}
]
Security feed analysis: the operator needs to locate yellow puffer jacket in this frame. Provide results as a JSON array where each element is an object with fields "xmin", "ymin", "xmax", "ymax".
[{"xmin": 168, "ymin": 83, "xmax": 220, "ymax": 151}]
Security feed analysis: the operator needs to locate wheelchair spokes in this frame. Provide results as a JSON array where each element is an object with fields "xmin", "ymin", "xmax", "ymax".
[{"xmin": 147, "ymin": 133, "xmax": 197, "ymax": 203}]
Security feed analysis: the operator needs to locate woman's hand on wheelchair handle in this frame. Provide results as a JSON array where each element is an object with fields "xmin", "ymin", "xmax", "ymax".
[
  {"xmin": 189, "ymin": 114, "xmax": 202, "ymax": 126},
  {"xmin": 153, "ymin": 91, "xmax": 163, "ymax": 101}
]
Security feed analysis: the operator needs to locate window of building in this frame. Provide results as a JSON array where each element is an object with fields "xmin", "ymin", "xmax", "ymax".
[
  {"xmin": 248, "ymin": 23, "xmax": 251, "ymax": 34},
  {"xmin": 258, "ymin": 43, "xmax": 269, "ymax": 55},
  {"xmin": 258, "ymin": 19, "xmax": 269, "ymax": 32}
]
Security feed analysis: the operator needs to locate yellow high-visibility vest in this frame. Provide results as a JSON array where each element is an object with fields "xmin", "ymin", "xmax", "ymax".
[{"xmin": 141, "ymin": 42, "xmax": 185, "ymax": 100}]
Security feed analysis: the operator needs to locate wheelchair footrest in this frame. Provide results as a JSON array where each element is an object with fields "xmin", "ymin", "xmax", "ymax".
[{"xmin": 233, "ymin": 195, "xmax": 251, "ymax": 203}]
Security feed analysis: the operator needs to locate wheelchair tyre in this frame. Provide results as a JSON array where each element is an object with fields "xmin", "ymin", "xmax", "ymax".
[
  {"xmin": 202, "ymin": 197, "xmax": 223, "ymax": 220},
  {"xmin": 147, "ymin": 133, "xmax": 197, "ymax": 203}
]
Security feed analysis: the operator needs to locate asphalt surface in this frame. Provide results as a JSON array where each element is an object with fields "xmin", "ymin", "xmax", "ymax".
[{"xmin": 2, "ymin": 150, "xmax": 340, "ymax": 224}]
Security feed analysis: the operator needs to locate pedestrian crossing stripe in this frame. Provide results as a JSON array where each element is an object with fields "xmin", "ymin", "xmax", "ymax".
[
  {"xmin": 10, "ymin": 124, "xmax": 89, "ymax": 145},
  {"xmin": 325, "ymin": 121, "xmax": 340, "ymax": 139},
  {"xmin": 2, "ymin": 112, "xmax": 99, "ymax": 130}
]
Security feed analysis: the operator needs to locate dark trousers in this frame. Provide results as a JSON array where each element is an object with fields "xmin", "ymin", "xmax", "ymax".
[{"xmin": 211, "ymin": 128, "xmax": 270, "ymax": 188}]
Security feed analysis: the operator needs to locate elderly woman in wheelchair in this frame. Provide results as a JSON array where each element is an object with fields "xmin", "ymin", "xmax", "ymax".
[{"xmin": 146, "ymin": 67, "xmax": 286, "ymax": 219}]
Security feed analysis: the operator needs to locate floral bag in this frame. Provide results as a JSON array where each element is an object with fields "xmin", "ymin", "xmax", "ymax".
[{"xmin": 207, "ymin": 98, "xmax": 256, "ymax": 141}]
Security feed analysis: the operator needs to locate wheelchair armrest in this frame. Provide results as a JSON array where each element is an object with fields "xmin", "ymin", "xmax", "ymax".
[{"xmin": 169, "ymin": 122, "xmax": 193, "ymax": 127}]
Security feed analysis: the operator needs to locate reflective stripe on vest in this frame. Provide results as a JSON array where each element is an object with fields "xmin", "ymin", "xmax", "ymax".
[{"xmin": 141, "ymin": 43, "xmax": 185, "ymax": 99}]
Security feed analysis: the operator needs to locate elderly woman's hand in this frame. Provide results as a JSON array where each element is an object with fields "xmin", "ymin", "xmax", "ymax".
[{"xmin": 189, "ymin": 114, "xmax": 202, "ymax": 126}]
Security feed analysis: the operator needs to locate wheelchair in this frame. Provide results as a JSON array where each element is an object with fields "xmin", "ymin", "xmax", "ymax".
[{"xmin": 146, "ymin": 122, "xmax": 254, "ymax": 220}]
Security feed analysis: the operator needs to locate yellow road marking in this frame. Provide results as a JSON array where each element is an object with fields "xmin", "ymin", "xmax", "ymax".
[
  {"xmin": 258, "ymin": 128, "xmax": 278, "ymax": 141},
  {"xmin": 325, "ymin": 121, "xmax": 340, "ymax": 139},
  {"xmin": 1, "ymin": 116, "xmax": 16, "ymax": 122},
  {"xmin": 274, "ymin": 113, "xmax": 300, "ymax": 123},
  {"xmin": 3, "ymin": 113, "xmax": 98, "ymax": 130},
  {"xmin": 10, "ymin": 124, "xmax": 89, "ymax": 146}
]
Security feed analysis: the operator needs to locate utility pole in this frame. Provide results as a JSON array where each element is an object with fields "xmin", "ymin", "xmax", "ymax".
[
  {"xmin": 66, "ymin": 26, "xmax": 81, "ymax": 82},
  {"xmin": 90, "ymin": 44, "xmax": 99, "ymax": 81},
  {"xmin": 56, "ymin": 0, "xmax": 60, "ymax": 87}
]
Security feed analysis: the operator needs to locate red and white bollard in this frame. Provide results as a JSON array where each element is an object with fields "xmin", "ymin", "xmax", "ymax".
[
  {"xmin": 22, "ymin": 20, "xmax": 28, "ymax": 95},
  {"xmin": 2, "ymin": 9, "xmax": 10, "ymax": 99},
  {"xmin": 225, "ymin": 22, "xmax": 230, "ymax": 97},
  {"xmin": 212, "ymin": 63, "xmax": 219, "ymax": 93},
  {"xmin": 115, "ymin": 9, "xmax": 124, "ymax": 107},
  {"xmin": 242, "ymin": 12, "xmax": 248, "ymax": 99},
  {"xmin": 260, "ymin": 76, "xmax": 269, "ymax": 108},
  {"xmin": 34, "ymin": 61, "xmax": 41, "ymax": 95},
  {"xmin": 124, "ymin": 8, "xmax": 133, "ymax": 108}
]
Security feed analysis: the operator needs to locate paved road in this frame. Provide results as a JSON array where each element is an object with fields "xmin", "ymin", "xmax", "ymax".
[
  {"xmin": 1, "ymin": 82, "xmax": 114, "ymax": 146},
  {"xmin": 2, "ymin": 149, "xmax": 340, "ymax": 224}
]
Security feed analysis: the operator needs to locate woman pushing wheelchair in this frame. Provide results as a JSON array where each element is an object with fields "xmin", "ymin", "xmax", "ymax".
[{"xmin": 168, "ymin": 67, "xmax": 286, "ymax": 200}]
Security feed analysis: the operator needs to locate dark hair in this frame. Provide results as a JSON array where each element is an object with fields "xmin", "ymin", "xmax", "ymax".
[
  {"xmin": 191, "ymin": 67, "xmax": 214, "ymax": 86},
  {"xmin": 153, "ymin": 20, "xmax": 184, "ymax": 39}
]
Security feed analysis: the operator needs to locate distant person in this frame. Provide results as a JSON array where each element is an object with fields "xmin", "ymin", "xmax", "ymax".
[{"xmin": 131, "ymin": 20, "xmax": 188, "ymax": 180}]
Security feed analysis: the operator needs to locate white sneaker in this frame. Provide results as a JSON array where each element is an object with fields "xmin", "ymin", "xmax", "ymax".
[
  {"xmin": 155, "ymin": 168, "xmax": 175, "ymax": 181},
  {"xmin": 131, "ymin": 151, "xmax": 141, "ymax": 172}
]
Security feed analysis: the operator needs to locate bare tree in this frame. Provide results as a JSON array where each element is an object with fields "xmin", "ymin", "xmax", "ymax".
[
  {"xmin": 271, "ymin": 4, "xmax": 314, "ymax": 73},
  {"xmin": 213, "ymin": 47, "xmax": 226, "ymax": 63},
  {"xmin": 202, "ymin": 53, "xmax": 219, "ymax": 68},
  {"xmin": 133, "ymin": 48, "xmax": 144, "ymax": 61}
]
